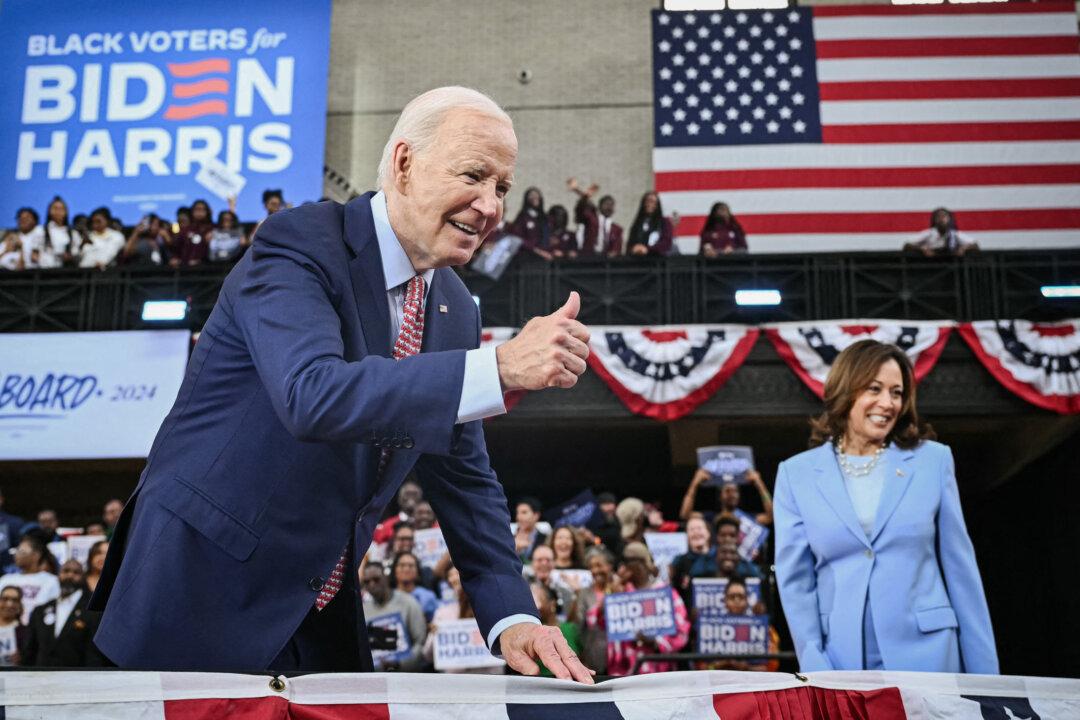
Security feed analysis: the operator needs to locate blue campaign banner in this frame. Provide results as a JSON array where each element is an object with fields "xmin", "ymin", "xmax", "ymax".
[
  {"xmin": 369, "ymin": 612, "xmax": 412, "ymax": 665},
  {"xmin": 544, "ymin": 489, "xmax": 603, "ymax": 531},
  {"xmin": 0, "ymin": 0, "xmax": 331, "ymax": 223},
  {"xmin": 734, "ymin": 509, "xmax": 770, "ymax": 561},
  {"xmin": 697, "ymin": 445, "xmax": 755, "ymax": 485},
  {"xmin": 604, "ymin": 587, "xmax": 677, "ymax": 642},
  {"xmin": 691, "ymin": 577, "xmax": 763, "ymax": 619},
  {"xmin": 697, "ymin": 614, "xmax": 770, "ymax": 656}
]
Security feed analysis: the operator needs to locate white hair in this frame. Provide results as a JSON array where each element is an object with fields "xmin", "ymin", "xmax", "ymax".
[{"xmin": 376, "ymin": 86, "xmax": 512, "ymax": 190}]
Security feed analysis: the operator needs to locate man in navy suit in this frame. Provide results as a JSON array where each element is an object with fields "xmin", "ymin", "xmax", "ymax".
[{"xmin": 90, "ymin": 87, "xmax": 593, "ymax": 682}]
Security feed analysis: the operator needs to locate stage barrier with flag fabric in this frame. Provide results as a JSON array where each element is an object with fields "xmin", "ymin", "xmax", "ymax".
[
  {"xmin": 651, "ymin": 3, "xmax": 1080, "ymax": 254},
  {"xmin": 586, "ymin": 325, "xmax": 759, "ymax": 421},
  {"xmin": 958, "ymin": 320, "xmax": 1080, "ymax": 414},
  {"xmin": 763, "ymin": 320, "xmax": 952, "ymax": 398},
  {"xmin": 1, "ymin": 670, "xmax": 1078, "ymax": 719}
]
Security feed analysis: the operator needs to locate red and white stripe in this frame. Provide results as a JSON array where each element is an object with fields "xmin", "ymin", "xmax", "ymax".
[{"xmin": 656, "ymin": 2, "xmax": 1080, "ymax": 253}]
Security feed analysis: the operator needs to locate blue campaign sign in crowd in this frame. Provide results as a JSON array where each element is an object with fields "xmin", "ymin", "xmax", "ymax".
[{"xmin": 0, "ymin": 0, "xmax": 331, "ymax": 223}]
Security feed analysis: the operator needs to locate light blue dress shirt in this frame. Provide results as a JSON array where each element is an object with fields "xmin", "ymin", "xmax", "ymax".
[
  {"xmin": 840, "ymin": 455, "xmax": 887, "ymax": 670},
  {"xmin": 371, "ymin": 192, "xmax": 539, "ymax": 650}
]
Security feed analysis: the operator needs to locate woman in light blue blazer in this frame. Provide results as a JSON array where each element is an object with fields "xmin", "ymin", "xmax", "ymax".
[{"xmin": 774, "ymin": 340, "xmax": 998, "ymax": 673}]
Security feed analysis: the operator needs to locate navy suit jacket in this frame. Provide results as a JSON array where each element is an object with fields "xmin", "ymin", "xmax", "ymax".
[{"xmin": 90, "ymin": 193, "xmax": 537, "ymax": 670}]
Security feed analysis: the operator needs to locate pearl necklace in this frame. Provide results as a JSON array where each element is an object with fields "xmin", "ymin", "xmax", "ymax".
[{"xmin": 834, "ymin": 438, "xmax": 886, "ymax": 478}]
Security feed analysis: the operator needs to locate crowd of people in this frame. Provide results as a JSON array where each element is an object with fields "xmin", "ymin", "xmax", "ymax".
[
  {"xmin": 0, "ymin": 492, "xmax": 121, "ymax": 667},
  {"xmin": 2, "ymin": 184, "xmax": 979, "ymax": 273},
  {"xmin": 0, "ymin": 190, "xmax": 288, "ymax": 272},
  {"xmin": 0, "ymin": 473, "xmax": 779, "ymax": 674},
  {"xmin": 358, "ymin": 472, "xmax": 778, "ymax": 676}
]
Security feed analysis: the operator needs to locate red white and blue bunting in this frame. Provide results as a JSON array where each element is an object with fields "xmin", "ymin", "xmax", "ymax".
[
  {"xmin": 585, "ymin": 325, "xmax": 759, "ymax": 421},
  {"xmin": 958, "ymin": 319, "xmax": 1080, "ymax": 414},
  {"xmin": 764, "ymin": 320, "xmax": 953, "ymax": 398}
]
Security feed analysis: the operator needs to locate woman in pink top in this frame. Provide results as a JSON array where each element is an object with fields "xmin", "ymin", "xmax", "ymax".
[{"xmin": 591, "ymin": 541, "xmax": 690, "ymax": 676}]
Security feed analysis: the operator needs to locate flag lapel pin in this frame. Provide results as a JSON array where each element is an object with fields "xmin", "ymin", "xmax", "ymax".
[{"xmin": 439, "ymin": 304, "xmax": 448, "ymax": 313}]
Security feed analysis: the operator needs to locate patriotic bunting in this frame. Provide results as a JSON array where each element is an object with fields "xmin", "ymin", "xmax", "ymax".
[
  {"xmin": 764, "ymin": 320, "xmax": 952, "ymax": 398},
  {"xmin": 2, "ymin": 669, "xmax": 1079, "ymax": 719},
  {"xmin": 586, "ymin": 325, "xmax": 759, "ymax": 421},
  {"xmin": 958, "ymin": 319, "xmax": 1080, "ymax": 414}
]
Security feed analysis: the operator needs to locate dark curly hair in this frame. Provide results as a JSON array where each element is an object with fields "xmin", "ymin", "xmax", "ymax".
[{"xmin": 808, "ymin": 339, "xmax": 935, "ymax": 450}]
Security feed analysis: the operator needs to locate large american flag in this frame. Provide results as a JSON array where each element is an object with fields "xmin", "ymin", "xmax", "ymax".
[{"xmin": 651, "ymin": 3, "xmax": 1080, "ymax": 253}]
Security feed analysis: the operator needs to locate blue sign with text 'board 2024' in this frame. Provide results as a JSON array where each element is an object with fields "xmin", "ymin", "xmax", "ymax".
[{"xmin": 0, "ymin": 0, "xmax": 330, "ymax": 223}]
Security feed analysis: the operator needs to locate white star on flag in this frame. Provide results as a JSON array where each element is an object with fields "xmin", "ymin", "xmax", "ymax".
[
  {"xmin": 740, "ymin": 120, "xmax": 753, "ymax": 133},
  {"xmin": 660, "ymin": 95, "xmax": 673, "ymax": 108},
  {"xmin": 713, "ymin": 122, "xmax": 726, "ymax": 134},
  {"xmin": 660, "ymin": 123, "xmax": 673, "ymax": 135},
  {"xmin": 767, "ymin": 121, "xmax": 779, "ymax": 133}
]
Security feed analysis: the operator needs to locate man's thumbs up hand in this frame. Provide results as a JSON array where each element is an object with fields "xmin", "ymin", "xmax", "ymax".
[{"xmin": 496, "ymin": 292, "xmax": 590, "ymax": 391}]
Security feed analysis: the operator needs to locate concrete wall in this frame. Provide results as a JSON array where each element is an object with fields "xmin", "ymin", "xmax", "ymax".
[{"xmin": 324, "ymin": 0, "xmax": 658, "ymax": 230}]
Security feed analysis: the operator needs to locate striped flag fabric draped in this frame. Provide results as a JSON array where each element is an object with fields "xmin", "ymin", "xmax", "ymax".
[
  {"xmin": 4, "ymin": 669, "xmax": 1080, "ymax": 719},
  {"xmin": 651, "ymin": 3, "xmax": 1080, "ymax": 254}
]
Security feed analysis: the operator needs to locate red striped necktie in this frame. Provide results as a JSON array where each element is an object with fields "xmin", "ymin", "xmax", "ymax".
[{"xmin": 315, "ymin": 275, "xmax": 426, "ymax": 611}]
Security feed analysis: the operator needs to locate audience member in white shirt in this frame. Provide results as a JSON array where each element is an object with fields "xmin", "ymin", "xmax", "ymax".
[
  {"xmin": 905, "ymin": 207, "xmax": 978, "ymax": 258},
  {"xmin": 41, "ymin": 196, "xmax": 79, "ymax": 268},
  {"xmin": 14, "ymin": 208, "xmax": 45, "ymax": 269},
  {"xmin": 0, "ymin": 535, "xmax": 59, "ymax": 625},
  {"xmin": 78, "ymin": 207, "xmax": 125, "ymax": 270}
]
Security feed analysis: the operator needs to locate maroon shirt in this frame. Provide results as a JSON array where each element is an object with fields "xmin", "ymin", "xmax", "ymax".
[
  {"xmin": 173, "ymin": 222, "xmax": 213, "ymax": 265},
  {"xmin": 700, "ymin": 221, "xmax": 747, "ymax": 254}
]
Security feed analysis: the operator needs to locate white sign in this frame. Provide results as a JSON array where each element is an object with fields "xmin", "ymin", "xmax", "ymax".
[
  {"xmin": 48, "ymin": 541, "xmax": 69, "ymax": 565},
  {"xmin": 0, "ymin": 330, "xmax": 190, "ymax": 459},
  {"xmin": 68, "ymin": 535, "xmax": 107, "ymax": 569},
  {"xmin": 194, "ymin": 156, "xmax": 247, "ymax": 201},
  {"xmin": 644, "ymin": 531, "xmax": 688, "ymax": 583},
  {"xmin": 550, "ymin": 568, "xmax": 593, "ymax": 591},
  {"xmin": 413, "ymin": 527, "xmax": 447, "ymax": 569},
  {"xmin": 433, "ymin": 618, "xmax": 505, "ymax": 671}
]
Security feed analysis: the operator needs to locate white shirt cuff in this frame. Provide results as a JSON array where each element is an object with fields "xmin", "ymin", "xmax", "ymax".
[
  {"xmin": 487, "ymin": 614, "xmax": 541, "ymax": 657},
  {"xmin": 456, "ymin": 346, "xmax": 507, "ymax": 424}
]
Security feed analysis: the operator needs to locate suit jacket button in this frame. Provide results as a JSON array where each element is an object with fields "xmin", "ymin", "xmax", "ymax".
[
  {"xmin": 864, "ymin": 549, "xmax": 874, "ymax": 559},
  {"xmin": 309, "ymin": 577, "xmax": 324, "ymax": 591},
  {"xmin": 381, "ymin": 437, "xmax": 392, "ymax": 447},
  {"xmin": 392, "ymin": 437, "xmax": 403, "ymax": 449},
  {"xmin": 402, "ymin": 437, "xmax": 414, "ymax": 449}
]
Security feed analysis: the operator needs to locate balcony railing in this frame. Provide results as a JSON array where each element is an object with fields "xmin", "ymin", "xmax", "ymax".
[{"xmin": 1, "ymin": 249, "xmax": 1078, "ymax": 333}]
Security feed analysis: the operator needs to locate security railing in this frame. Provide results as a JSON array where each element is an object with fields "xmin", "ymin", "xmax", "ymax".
[{"xmin": 1, "ymin": 249, "xmax": 1078, "ymax": 333}]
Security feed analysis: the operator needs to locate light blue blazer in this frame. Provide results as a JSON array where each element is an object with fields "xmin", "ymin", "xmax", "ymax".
[{"xmin": 774, "ymin": 440, "xmax": 999, "ymax": 674}]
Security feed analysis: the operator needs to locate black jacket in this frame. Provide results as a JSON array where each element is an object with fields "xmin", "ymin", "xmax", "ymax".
[{"xmin": 23, "ymin": 590, "xmax": 106, "ymax": 667}]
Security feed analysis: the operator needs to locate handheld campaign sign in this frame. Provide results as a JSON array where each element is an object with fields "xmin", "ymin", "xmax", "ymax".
[
  {"xmin": 604, "ymin": 587, "xmax": 677, "ymax": 642},
  {"xmin": 549, "ymin": 568, "xmax": 593, "ymax": 590},
  {"xmin": 194, "ymin": 155, "xmax": 246, "ymax": 200},
  {"xmin": 643, "ymin": 531, "xmax": 687, "ymax": 584},
  {"xmin": 0, "ymin": 0, "xmax": 331, "ymax": 222},
  {"xmin": 544, "ymin": 489, "xmax": 603, "ymax": 531},
  {"xmin": 0, "ymin": 330, "xmax": 190, "ymax": 460},
  {"xmin": 734, "ymin": 509, "xmax": 770, "ymax": 561},
  {"xmin": 697, "ymin": 614, "xmax": 770, "ymax": 656},
  {"xmin": 433, "ymin": 618, "xmax": 505, "ymax": 671},
  {"xmin": 369, "ymin": 612, "xmax": 411, "ymax": 665},
  {"xmin": 67, "ymin": 535, "xmax": 107, "ymax": 569},
  {"xmin": 691, "ymin": 577, "xmax": 763, "ymax": 618},
  {"xmin": 413, "ymin": 528, "xmax": 446, "ymax": 569},
  {"xmin": 697, "ymin": 445, "xmax": 755, "ymax": 485}
]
